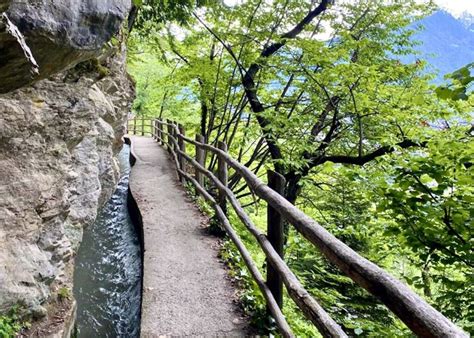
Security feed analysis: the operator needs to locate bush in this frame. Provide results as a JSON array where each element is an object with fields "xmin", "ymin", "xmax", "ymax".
[{"xmin": 0, "ymin": 306, "xmax": 24, "ymax": 338}]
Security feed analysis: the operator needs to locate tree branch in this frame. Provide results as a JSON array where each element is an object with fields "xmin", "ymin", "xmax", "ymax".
[
  {"xmin": 315, "ymin": 139, "xmax": 427, "ymax": 166},
  {"xmin": 261, "ymin": 0, "xmax": 332, "ymax": 58},
  {"xmin": 192, "ymin": 12, "xmax": 245, "ymax": 75}
]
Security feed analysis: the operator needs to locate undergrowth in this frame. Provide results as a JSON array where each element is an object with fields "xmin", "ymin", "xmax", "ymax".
[{"xmin": 0, "ymin": 305, "xmax": 29, "ymax": 338}]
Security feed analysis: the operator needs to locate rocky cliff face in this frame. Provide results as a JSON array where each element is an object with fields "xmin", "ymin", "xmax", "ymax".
[
  {"xmin": 0, "ymin": 0, "xmax": 131, "ymax": 93},
  {"xmin": 0, "ymin": 0, "xmax": 134, "ymax": 334}
]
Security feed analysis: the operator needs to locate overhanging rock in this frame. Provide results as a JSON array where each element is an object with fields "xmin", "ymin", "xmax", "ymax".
[{"xmin": 0, "ymin": 0, "xmax": 132, "ymax": 93}]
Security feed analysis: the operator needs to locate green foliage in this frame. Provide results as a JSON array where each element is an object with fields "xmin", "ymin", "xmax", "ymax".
[
  {"xmin": 126, "ymin": 46, "xmax": 201, "ymax": 130},
  {"xmin": 0, "ymin": 317, "xmax": 20, "ymax": 338},
  {"xmin": 375, "ymin": 69, "xmax": 474, "ymax": 332},
  {"xmin": 129, "ymin": 0, "xmax": 472, "ymax": 335},
  {"xmin": 435, "ymin": 63, "xmax": 474, "ymax": 101},
  {"xmin": 57, "ymin": 287, "xmax": 71, "ymax": 302},
  {"xmin": 134, "ymin": 0, "xmax": 216, "ymax": 28},
  {"xmin": 0, "ymin": 306, "xmax": 27, "ymax": 338}
]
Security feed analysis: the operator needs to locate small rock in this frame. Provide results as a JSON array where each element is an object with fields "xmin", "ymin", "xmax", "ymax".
[{"xmin": 31, "ymin": 305, "xmax": 48, "ymax": 320}]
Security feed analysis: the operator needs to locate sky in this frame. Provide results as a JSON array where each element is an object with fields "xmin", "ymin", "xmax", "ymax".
[
  {"xmin": 435, "ymin": 0, "xmax": 474, "ymax": 16},
  {"xmin": 223, "ymin": 0, "xmax": 474, "ymax": 16}
]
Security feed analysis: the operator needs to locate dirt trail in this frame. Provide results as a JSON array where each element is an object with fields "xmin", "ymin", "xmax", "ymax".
[{"xmin": 128, "ymin": 136, "xmax": 249, "ymax": 337}]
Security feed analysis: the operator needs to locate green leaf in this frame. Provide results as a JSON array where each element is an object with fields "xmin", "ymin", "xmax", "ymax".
[{"xmin": 419, "ymin": 174, "xmax": 433, "ymax": 184}]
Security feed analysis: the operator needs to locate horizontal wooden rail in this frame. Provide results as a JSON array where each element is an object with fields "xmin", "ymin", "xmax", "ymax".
[
  {"xmin": 127, "ymin": 117, "xmax": 154, "ymax": 136},
  {"xmin": 146, "ymin": 118, "xmax": 467, "ymax": 338}
]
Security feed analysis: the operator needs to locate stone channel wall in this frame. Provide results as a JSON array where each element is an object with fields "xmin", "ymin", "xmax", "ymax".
[{"xmin": 0, "ymin": 0, "xmax": 134, "ymax": 335}]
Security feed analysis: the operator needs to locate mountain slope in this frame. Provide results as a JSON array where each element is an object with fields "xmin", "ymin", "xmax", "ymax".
[{"xmin": 412, "ymin": 11, "xmax": 474, "ymax": 80}]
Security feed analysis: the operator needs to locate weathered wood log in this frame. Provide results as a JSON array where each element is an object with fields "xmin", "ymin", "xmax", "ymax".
[
  {"xmin": 173, "ymin": 121, "xmax": 179, "ymax": 155},
  {"xmin": 217, "ymin": 141, "xmax": 228, "ymax": 215},
  {"xmin": 159, "ymin": 119, "xmax": 164, "ymax": 145},
  {"xmin": 127, "ymin": 118, "xmax": 154, "ymax": 136},
  {"xmin": 161, "ymin": 130, "xmax": 179, "ymax": 151},
  {"xmin": 162, "ymin": 131, "xmax": 181, "ymax": 181},
  {"xmin": 166, "ymin": 119, "xmax": 173, "ymax": 153},
  {"xmin": 267, "ymin": 170, "xmax": 285, "ymax": 312},
  {"xmin": 178, "ymin": 124, "xmax": 187, "ymax": 184},
  {"xmin": 156, "ymin": 119, "xmax": 160, "ymax": 143},
  {"xmin": 179, "ymin": 134, "xmax": 467, "ymax": 338},
  {"xmin": 176, "ymin": 167, "xmax": 294, "ymax": 338},
  {"xmin": 195, "ymin": 134, "xmax": 206, "ymax": 190}
]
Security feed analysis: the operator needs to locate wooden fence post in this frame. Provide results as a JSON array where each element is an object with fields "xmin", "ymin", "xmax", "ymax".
[
  {"xmin": 157, "ymin": 118, "xmax": 161, "ymax": 143},
  {"xmin": 178, "ymin": 124, "xmax": 187, "ymax": 184},
  {"xmin": 166, "ymin": 119, "xmax": 173, "ymax": 152},
  {"xmin": 217, "ymin": 141, "xmax": 228, "ymax": 215},
  {"xmin": 160, "ymin": 119, "xmax": 165, "ymax": 145},
  {"xmin": 195, "ymin": 134, "xmax": 205, "ymax": 190},
  {"xmin": 141, "ymin": 115, "xmax": 145, "ymax": 136},
  {"xmin": 133, "ymin": 117, "xmax": 137, "ymax": 135},
  {"xmin": 266, "ymin": 170, "xmax": 286, "ymax": 314},
  {"xmin": 172, "ymin": 121, "xmax": 178, "ymax": 153}
]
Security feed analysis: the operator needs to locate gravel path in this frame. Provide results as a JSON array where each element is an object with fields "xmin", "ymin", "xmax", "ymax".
[{"xmin": 128, "ymin": 136, "xmax": 249, "ymax": 337}]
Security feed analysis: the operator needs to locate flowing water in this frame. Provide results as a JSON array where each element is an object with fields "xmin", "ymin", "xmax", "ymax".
[{"xmin": 73, "ymin": 144, "xmax": 142, "ymax": 337}]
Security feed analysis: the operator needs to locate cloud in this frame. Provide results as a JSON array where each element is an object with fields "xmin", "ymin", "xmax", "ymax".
[{"xmin": 435, "ymin": 0, "xmax": 474, "ymax": 16}]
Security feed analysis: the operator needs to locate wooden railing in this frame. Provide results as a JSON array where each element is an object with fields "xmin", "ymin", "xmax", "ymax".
[
  {"xmin": 131, "ymin": 117, "xmax": 467, "ymax": 338},
  {"xmin": 127, "ymin": 116, "xmax": 153, "ymax": 136}
]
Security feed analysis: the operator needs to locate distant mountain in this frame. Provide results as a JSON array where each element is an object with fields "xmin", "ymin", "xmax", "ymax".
[
  {"xmin": 458, "ymin": 11, "xmax": 474, "ymax": 32},
  {"xmin": 410, "ymin": 11, "xmax": 474, "ymax": 81}
]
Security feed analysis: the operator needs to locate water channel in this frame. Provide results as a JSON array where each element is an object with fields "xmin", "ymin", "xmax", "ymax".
[{"xmin": 73, "ymin": 144, "xmax": 142, "ymax": 337}]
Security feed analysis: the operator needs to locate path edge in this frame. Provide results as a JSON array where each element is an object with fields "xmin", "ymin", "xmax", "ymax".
[{"xmin": 124, "ymin": 136, "xmax": 145, "ymax": 337}]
